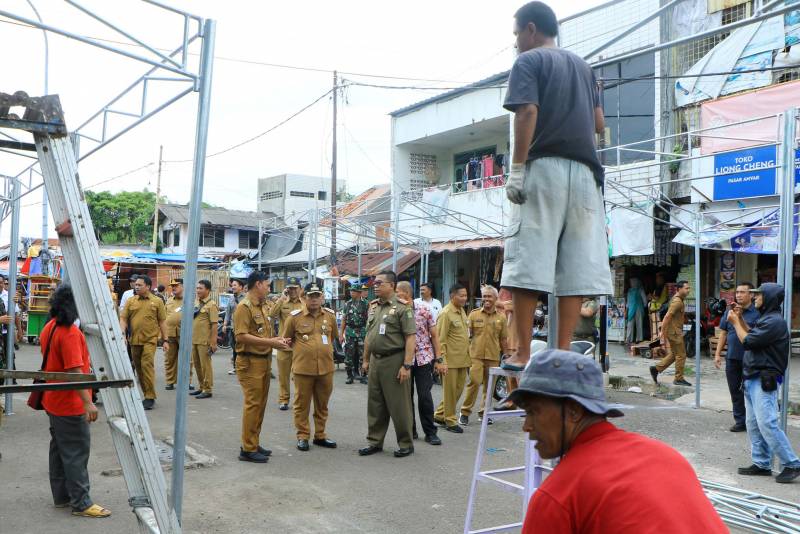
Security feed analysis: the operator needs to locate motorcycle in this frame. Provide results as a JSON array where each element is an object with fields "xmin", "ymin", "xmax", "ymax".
[{"xmin": 217, "ymin": 310, "xmax": 231, "ymax": 349}]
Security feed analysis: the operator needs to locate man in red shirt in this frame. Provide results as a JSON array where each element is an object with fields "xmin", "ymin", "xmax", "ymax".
[{"xmin": 504, "ymin": 347, "xmax": 727, "ymax": 533}]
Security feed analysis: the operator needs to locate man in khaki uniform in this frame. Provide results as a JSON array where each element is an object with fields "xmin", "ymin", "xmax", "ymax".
[
  {"xmin": 269, "ymin": 276, "xmax": 303, "ymax": 410},
  {"xmin": 651, "ymin": 281, "xmax": 692, "ymax": 386},
  {"xmin": 460, "ymin": 285, "xmax": 509, "ymax": 425},
  {"xmin": 281, "ymin": 283, "xmax": 338, "ymax": 452},
  {"xmin": 434, "ymin": 283, "xmax": 471, "ymax": 433},
  {"xmin": 234, "ymin": 271, "xmax": 291, "ymax": 463},
  {"xmin": 120, "ymin": 274, "xmax": 168, "ymax": 410},
  {"xmin": 358, "ymin": 270, "xmax": 417, "ymax": 458},
  {"xmin": 163, "ymin": 278, "xmax": 195, "ymax": 391},
  {"xmin": 190, "ymin": 279, "xmax": 219, "ymax": 399}
]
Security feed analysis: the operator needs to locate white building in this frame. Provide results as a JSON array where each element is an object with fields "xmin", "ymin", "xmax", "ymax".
[
  {"xmin": 257, "ymin": 174, "xmax": 347, "ymax": 223},
  {"xmin": 155, "ymin": 204, "xmax": 271, "ymax": 258}
]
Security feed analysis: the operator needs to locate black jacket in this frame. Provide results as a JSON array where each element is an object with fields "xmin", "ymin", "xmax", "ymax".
[{"xmin": 742, "ymin": 283, "xmax": 790, "ymax": 378}]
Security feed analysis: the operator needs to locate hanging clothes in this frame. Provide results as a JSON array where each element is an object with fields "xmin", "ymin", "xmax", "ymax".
[{"xmin": 625, "ymin": 278, "xmax": 648, "ymax": 344}]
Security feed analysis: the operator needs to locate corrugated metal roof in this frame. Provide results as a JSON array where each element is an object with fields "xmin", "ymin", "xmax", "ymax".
[
  {"xmin": 430, "ymin": 237, "xmax": 503, "ymax": 252},
  {"xmin": 156, "ymin": 204, "xmax": 275, "ymax": 229},
  {"xmin": 389, "ymin": 71, "xmax": 509, "ymax": 118},
  {"xmin": 335, "ymin": 250, "xmax": 419, "ymax": 276}
]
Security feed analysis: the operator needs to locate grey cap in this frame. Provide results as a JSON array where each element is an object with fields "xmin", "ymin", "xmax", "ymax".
[{"xmin": 504, "ymin": 349, "xmax": 623, "ymax": 418}]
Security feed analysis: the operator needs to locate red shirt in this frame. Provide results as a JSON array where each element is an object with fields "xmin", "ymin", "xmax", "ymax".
[
  {"xmin": 41, "ymin": 320, "xmax": 92, "ymax": 417},
  {"xmin": 522, "ymin": 422, "xmax": 727, "ymax": 534}
]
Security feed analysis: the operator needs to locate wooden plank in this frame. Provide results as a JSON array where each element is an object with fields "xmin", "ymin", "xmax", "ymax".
[
  {"xmin": 0, "ymin": 369, "xmax": 97, "ymax": 381},
  {"xmin": 0, "ymin": 379, "xmax": 132, "ymax": 393}
]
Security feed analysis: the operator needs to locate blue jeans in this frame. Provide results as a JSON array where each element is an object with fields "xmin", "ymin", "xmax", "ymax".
[{"xmin": 743, "ymin": 378, "xmax": 800, "ymax": 470}]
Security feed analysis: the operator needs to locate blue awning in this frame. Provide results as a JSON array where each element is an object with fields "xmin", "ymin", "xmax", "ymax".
[{"xmin": 131, "ymin": 252, "xmax": 219, "ymax": 264}]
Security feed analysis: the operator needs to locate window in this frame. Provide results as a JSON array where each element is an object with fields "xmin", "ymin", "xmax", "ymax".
[
  {"xmin": 453, "ymin": 146, "xmax": 497, "ymax": 192},
  {"xmin": 173, "ymin": 228, "xmax": 180, "ymax": 247},
  {"xmin": 289, "ymin": 191, "xmax": 315, "ymax": 198},
  {"xmin": 199, "ymin": 226, "xmax": 224, "ymax": 248},
  {"xmin": 596, "ymin": 52, "xmax": 656, "ymax": 165},
  {"xmin": 239, "ymin": 229, "xmax": 259, "ymax": 249},
  {"xmin": 260, "ymin": 190, "xmax": 282, "ymax": 201},
  {"xmin": 318, "ymin": 191, "xmax": 327, "ymax": 201},
  {"xmin": 162, "ymin": 230, "xmax": 170, "ymax": 247}
]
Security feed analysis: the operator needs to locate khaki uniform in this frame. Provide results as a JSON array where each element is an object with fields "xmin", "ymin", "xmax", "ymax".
[
  {"xmin": 192, "ymin": 298, "xmax": 219, "ymax": 394},
  {"xmin": 282, "ymin": 306, "xmax": 336, "ymax": 440},
  {"xmin": 121, "ymin": 293, "xmax": 166, "ymax": 400},
  {"xmin": 434, "ymin": 303, "xmax": 471, "ymax": 427},
  {"xmin": 462, "ymin": 308, "xmax": 508, "ymax": 418},
  {"xmin": 364, "ymin": 295, "xmax": 416, "ymax": 449},
  {"xmin": 269, "ymin": 298, "xmax": 303, "ymax": 405},
  {"xmin": 233, "ymin": 296, "xmax": 274, "ymax": 452},
  {"xmin": 656, "ymin": 295, "xmax": 687, "ymax": 381},
  {"xmin": 164, "ymin": 295, "xmax": 194, "ymax": 385}
]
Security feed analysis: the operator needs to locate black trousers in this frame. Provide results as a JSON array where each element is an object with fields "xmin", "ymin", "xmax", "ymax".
[
  {"xmin": 725, "ymin": 359, "xmax": 746, "ymax": 426},
  {"xmin": 410, "ymin": 362, "xmax": 436, "ymax": 438},
  {"xmin": 48, "ymin": 413, "xmax": 93, "ymax": 512}
]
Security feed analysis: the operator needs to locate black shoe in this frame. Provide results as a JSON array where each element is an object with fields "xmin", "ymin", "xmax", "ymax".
[
  {"xmin": 459, "ymin": 414, "xmax": 469, "ymax": 426},
  {"xmin": 358, "ymin": 445, "xmax": 383, "ymax": 456},
  {"xmin": 345, "ymin": 376, "xmax": 354, "ymax": 385},
  {"xmin": 190, "ymin": 390, "xmax": 203, "ymax": 396},
  {"xmin": 359, "ymin": 376, "xmax": 368, "ymax": 384},
  {"xmin": 730, "ymin": 424, "xmax": 747, "ymax": 432},
  {"xmin": 445, "ymin": 425, "xmax": 463, "ymax": 434},
  {"xmin": 776, "ymin": 466, "xmax": 800, "ymax": 483},
  {"xmin": 279, "ymin": 403, "xmax": 289, "ymax": 411},
  {"xmin": 195, "ymin": 392, "xmax": 212, "ymax": 399},
  {"xmin": 270, "ymin": 372, "xmax": 276, "ymax": 379},
  {"xmin": 241, "ymin": 446, "xmax": 272, "ymax": 457},
  {"xmin": 479, "ymin": 416, "xmax": 493, "ymax": 425},
  {"xmin": 434, "ymin": 417, "xmax": 446, "ymax": 426},
  {"xmin": 238, "ymin": 450, "xmax": 269, "ymax": 463},
  {"xmin": 674, "ymin": 379, "xmax": 692, "ymax": 387},
  {"xmin": 188, "ymin": 385, "xmax": 196, "ymax": 391},
  {"xmin": 394, "ymin": 447, "xmax": 414, "ymax": 458},
  {"xmin": 165, "ymin": 384, "xmax": 175, "ymax": 391},
  {"xmin": 312, "ymin": 438, "xmax": 337, "ymax": 449},
  {"xmin": 142, "ymin": 399, "xmax": 155, "ymax": 410},
  {"xmin": 296, "ymin": 439, "xmax": 310, "ymax": 451},
  {"xmin": 738, "ymin": 464, "xmax": 772, "ymax": 476},
  {"xmin": 649, "ymin": 366, "xmax": 659, "ymax": 384},
  {"xmin": 424, "ymin": 434, "xmax": 442, "ymax": 446}
]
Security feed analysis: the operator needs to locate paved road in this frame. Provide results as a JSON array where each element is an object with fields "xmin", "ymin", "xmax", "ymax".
[{"xmin": 1, "ymin": 343, "xmax": 798, "ymax": 533}]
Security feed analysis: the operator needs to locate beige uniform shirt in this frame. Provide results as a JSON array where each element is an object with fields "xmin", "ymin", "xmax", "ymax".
[
  {"xmin": 666, "ymin": 296, "xmax": 685, "ymax": 338},
  {"xmin": 165, "ymin": 295, "xmax": 183, "ymax": 339},
  {"xmin": 468, "ymin": 308, "xmax": 508, "ymax": 362},
  {"xmin": 437, "ymin": 303, "xmax": 470, "ymax": 368},
  {"xmin": 269, "ymin": 297, "xmax": 303, "ymax": 352},
  {"xmin": 121, "ymin": 293, "xmax": 166, "ymax": 345},
  {"xmin": 192, "ymin": 298, "xmax": 219, "ymax": 346},
  {"xmin": 233, "ymin": 296, "xmax": 273, "ymax": 356},
  {"xmin": 282, "ymin": 306, "xmax": 336, "ymax": 376}
]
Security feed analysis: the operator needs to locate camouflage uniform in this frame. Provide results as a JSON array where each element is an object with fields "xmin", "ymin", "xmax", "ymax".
[{"xmin": 342, "ymin": 298, "xmax": 368, "ymax": 379}]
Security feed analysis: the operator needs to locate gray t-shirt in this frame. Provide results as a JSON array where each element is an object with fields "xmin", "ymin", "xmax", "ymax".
[{"xmin": 504, "ymin": 47, "xmax": 604, "ymax": 184}]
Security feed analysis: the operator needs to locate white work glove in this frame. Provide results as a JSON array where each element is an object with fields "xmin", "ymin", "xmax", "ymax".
[{"xmin": 506, "ymin": 163, "xmax": 526, "ymax": 204}]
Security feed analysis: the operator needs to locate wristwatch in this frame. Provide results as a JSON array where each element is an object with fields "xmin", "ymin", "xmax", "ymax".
[
  {"xmin": 402, "ymin": 363, "xmax": 413, "ymax": 370},
  {"xmin": 435, "ymin": 357, "xmax": 444, "ymax": 364}
]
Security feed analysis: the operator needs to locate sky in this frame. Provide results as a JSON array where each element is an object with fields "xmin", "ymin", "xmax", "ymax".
[{"xmin": 0, "ymin": 0, "xmax": 605, "ymax": 244}]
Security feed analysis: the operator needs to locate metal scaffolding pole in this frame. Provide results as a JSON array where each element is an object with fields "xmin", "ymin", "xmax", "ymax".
[
  {"xmin": 694, "ymin": 215, "xmax": 702, "ymax": 409},
  {"xmin": 3, "ymin": 177, "xmax": 20, "ymax": 415},
  {"xmin": 778, "ymin": 108, "xmax": 796, "ymax": 431},
  {"xmin": 170, "ymin": 17, "xmax": 215, "ymax": 522}
]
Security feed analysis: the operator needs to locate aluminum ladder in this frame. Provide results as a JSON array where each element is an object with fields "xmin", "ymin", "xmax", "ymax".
[
  {"xmin": 463, "ymin": 367, "xmax": 549, "ymax": 534},
  {"xmin": 1, "ymin": 92, "xmax": 179, "ymax": 533}
]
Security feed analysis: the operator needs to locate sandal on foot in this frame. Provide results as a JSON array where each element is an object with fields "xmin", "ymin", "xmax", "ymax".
[{"xmin": 72, "ymin": 504, "xmax": 111, "ymax": 518}]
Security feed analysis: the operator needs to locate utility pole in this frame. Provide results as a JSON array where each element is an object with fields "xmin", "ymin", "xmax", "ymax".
[
  {"xmin": 151, "ymin": 145, "xmax": 163, "ymax": 251},
  {"xmin": 330, "ymin": 70, "xmax": 338, "ymax": 269}
]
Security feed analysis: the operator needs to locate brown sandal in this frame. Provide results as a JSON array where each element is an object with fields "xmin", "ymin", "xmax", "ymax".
[{"xmin": 72, "ymin": 504, "xmax": 111, "ymax": 518}]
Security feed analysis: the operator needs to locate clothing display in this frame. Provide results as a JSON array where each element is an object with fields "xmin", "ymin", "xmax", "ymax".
[{"xmin": 625, "ymin": 278, "xmax": 647, "ymax": 344}]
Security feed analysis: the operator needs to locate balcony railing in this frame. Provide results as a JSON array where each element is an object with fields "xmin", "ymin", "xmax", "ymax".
[{"xmin": 451, "ymin": 173, "xmax": 507, "ymax": 194}]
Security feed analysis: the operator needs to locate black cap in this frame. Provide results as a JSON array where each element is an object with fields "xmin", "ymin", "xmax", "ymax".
[{"xmin": 304, "ymin": 283, "xmax": 323, "ymax": 295}]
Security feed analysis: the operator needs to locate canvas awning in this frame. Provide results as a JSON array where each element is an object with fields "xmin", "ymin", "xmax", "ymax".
[{"xmin": 430, "ymin": 237, "xmax": 503, "ymax": 252}]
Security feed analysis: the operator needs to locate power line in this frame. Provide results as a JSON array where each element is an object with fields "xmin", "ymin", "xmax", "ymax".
[
  {"xmin": 0, "ymin": 17, "xmax": 468, "ymax": 84},
  {"xmin": 84, "ymin": 162, "xmax": 155, "ymax": 189},
  {"xmin": 163, "ymin": 88, "xmax": 334, "ymax": 163}
]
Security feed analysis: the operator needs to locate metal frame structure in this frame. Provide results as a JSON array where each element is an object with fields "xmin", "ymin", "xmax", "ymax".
[{"xmin": 0, "ymin": 1, "xmax": 215, "ymax": 527}]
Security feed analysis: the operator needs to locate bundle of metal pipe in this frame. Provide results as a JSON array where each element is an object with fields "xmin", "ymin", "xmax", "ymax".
[{"xmin": 701, "ymin": 479, "xmax": 800, "ymax": 533}]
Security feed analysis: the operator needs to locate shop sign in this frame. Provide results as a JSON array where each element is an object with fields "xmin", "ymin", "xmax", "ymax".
[{"xmin": 713, "ymin": 146, "xmax": 800, "ymax": 201}]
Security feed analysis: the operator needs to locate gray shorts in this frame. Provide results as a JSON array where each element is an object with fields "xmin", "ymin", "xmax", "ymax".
[{"xmin": 501, "ymin": 157, "xmax": 612, "ymax": 297}]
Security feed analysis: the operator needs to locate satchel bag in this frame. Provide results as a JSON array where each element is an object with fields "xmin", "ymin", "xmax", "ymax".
[{"xmin": 27, "ymin": 324, "xmax": 58, "ymax": 411}]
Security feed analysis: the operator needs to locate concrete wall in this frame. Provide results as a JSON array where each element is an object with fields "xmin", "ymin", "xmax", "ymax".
[
  {"xmin": 161, "ymin": 224, "xmax": 259, "ymax": 256},
  {"xmin": 257, "ymin": 174, "xmax": 346, "ymax": 221}
]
